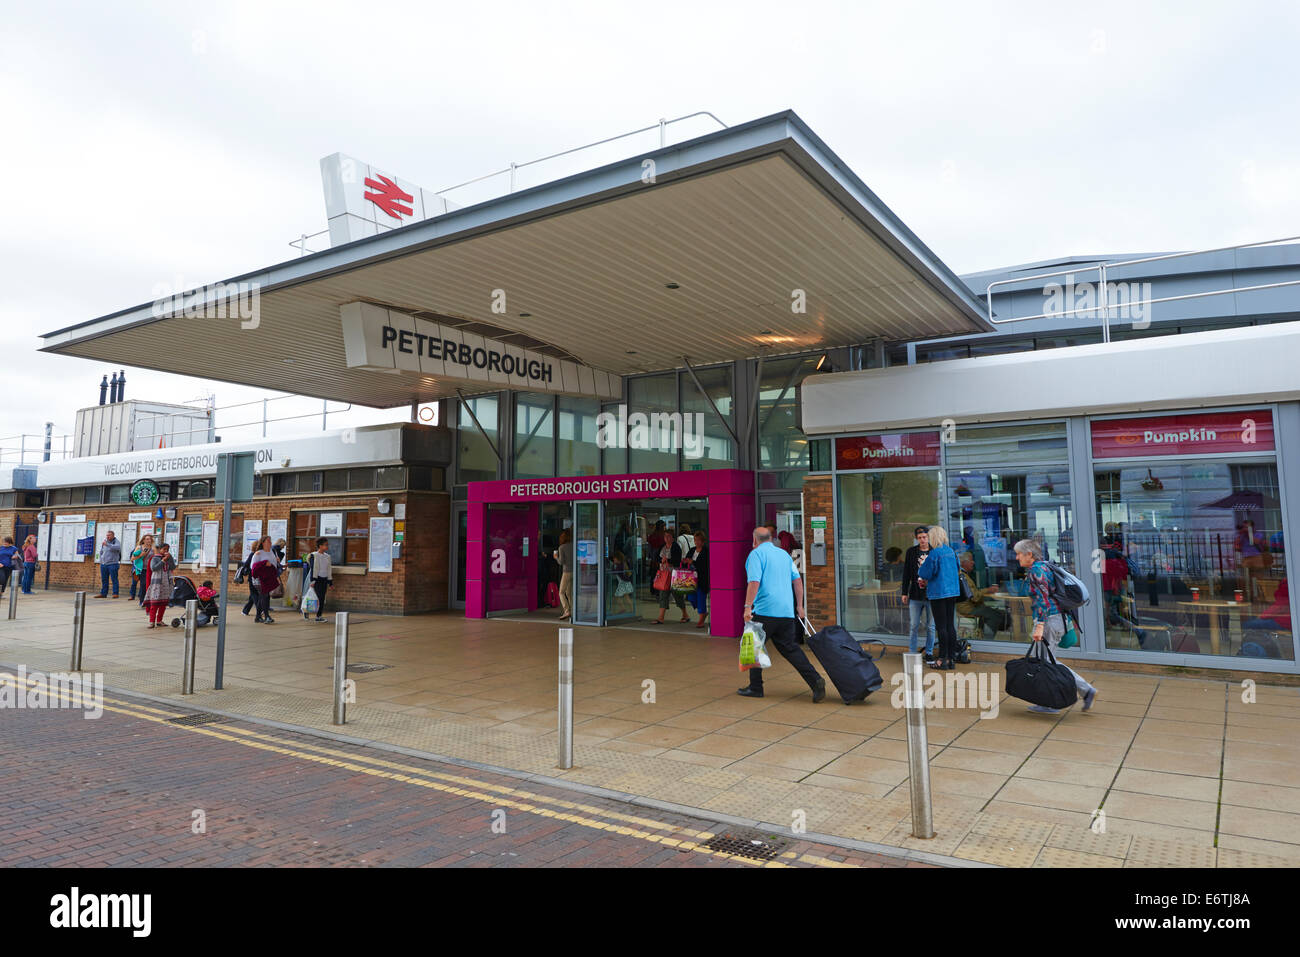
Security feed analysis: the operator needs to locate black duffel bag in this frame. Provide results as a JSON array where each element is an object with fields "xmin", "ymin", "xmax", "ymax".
[{"xmin": 1005, "ymin": 639, "xmax": 1078, "ymax": 710}]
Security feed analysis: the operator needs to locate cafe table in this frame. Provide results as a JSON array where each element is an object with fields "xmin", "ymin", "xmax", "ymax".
[
  {"xmin": 1174, "ymin": 600, "xmax": 1248, "ymax": 656},
  {"xmin": 991, "ymin": 594, "xmax": 1032, "ymax": 641}
]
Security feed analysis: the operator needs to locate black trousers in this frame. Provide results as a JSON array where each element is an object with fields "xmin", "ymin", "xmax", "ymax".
[
  {"xmin": 242, "ymin": 579, "xmax": 258, "ymax": 614},
  {"xmin": 931, "ymin": 596, "xmax": 959, "ymax": 661},
  {"xmin": 747, "ymin": 614, "xmax": 822, "ymax": 692},
  {"xmin": 0, "ymin": 567, "xmax": 9, "ymax": 593},
  {"xmin": 255, "ymin": 588, "xmax": 273, "ymax": 620},
  {"xmin": 308, "ymin": 578, "xmax": 330, "ymax": 617}
]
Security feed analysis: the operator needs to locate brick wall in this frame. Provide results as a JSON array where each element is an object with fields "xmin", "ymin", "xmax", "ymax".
[
  {"xmin": 801, "ymin": 473, "xmax": 839, "ymax": 626},
  {"xmin": 31, "ymin": 490, "xmax": 450, "ymax": 615}
]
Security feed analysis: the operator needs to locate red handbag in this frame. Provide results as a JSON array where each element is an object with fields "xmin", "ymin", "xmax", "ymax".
[{"xmin": 653, "ymin": 567, "xmax": 672, "ymax": 592}]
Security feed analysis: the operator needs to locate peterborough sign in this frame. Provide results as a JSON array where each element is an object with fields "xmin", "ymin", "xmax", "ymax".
[{"xmin": 340, "ymin": 302, "xmax": 620, "ymax": 400}]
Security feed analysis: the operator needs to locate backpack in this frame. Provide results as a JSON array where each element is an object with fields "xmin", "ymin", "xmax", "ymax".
[{"xmin": 1041, "ymin": 561, "xmax": 1090, "ymax": 612}]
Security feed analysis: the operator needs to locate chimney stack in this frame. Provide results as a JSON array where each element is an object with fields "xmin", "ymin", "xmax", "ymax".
[
  {"xmin": 117, "ymin": 369, "xmax": 126, "ymax": 402},
  {"xmin": 98, "ymin": 375, "xmax": 108, "ymax": 405},
  {"xmin": 109, "ymin": 371, "xmax": 119, "ymax": 403}
]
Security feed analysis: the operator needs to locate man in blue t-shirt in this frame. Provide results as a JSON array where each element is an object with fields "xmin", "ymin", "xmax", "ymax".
[{"xmin": 740, "ymin": 527, "xmax": 826, "ymax": 701}]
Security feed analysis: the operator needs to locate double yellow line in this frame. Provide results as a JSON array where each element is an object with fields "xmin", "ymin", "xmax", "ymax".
[{"xmin": 3, "ymin": 669, "xmax": 858, "ymax": 868}]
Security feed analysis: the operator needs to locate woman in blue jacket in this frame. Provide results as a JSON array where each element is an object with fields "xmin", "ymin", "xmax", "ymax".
[{"xmin": 917, "ymin": 525, "xmax": 961, "ymax": 670}]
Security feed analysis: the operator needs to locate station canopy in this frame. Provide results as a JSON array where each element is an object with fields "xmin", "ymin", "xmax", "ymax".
[{"xmin": 40, "ymin": 111, "xmax": 992, "ymax": 408}]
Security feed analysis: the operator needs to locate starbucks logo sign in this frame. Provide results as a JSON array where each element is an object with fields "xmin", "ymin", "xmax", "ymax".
[{"xmin": 129, "ymin": 480, "xmax": 161, "ymax": 507}]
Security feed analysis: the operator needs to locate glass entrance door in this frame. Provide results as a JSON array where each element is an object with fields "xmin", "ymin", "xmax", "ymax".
[
  {"xmin": 605, "ymin": 501, "xmax": 641, "ymax": 622},
  {"xmin": 487, "ymin": 504, "xmax": 531, "ymax": 615},
  {"xmin": 573, "ymin": 501, "xmax": 603, "ymax": 625}
]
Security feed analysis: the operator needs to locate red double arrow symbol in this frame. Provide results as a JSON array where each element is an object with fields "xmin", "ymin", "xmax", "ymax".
[{"xmin": 363, "ymin": 174, "xmax": 415, "ymax": 219}]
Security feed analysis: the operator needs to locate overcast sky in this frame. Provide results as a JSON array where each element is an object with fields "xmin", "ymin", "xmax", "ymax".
[{"xmin": 3, "ymin": 0, "xmax": 1299, "ymax": 456}]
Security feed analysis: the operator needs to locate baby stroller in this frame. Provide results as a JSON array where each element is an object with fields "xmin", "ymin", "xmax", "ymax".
[{"xmin": 169, "ymin": 576, "xmax": 219, "ymax": 628}]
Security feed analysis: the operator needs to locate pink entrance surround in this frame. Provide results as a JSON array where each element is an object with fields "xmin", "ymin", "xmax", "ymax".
[{"xmin": 466, "ymin": 468, "xmax": 756, "ymax": 637}]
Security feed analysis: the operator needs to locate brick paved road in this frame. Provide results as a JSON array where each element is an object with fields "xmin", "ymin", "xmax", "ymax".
[{"xmin": 0, "ymin": 672, "xmax": 929, "ymax": 868}]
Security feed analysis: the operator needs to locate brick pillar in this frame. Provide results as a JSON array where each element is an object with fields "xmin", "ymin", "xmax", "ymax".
[{"xmin": 802, "ymin": 474, "xmax": 838, "ymax": 627}]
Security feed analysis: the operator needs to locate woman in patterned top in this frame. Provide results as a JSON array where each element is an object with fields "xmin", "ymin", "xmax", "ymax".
[{"xmin": 1014, "ymin": 539, "xmax": 1098, "ymax": 714}]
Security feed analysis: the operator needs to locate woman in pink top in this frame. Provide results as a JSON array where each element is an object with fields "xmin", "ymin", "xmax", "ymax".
[{"xmin": 20, "ymin": 535, "xmax": 38, "ymax": 594}]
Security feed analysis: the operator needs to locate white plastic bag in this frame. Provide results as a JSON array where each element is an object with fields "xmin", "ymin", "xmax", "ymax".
[
  {"xmin": 739, "ymin": 621, "xmax": 772, "ymax": 671},
  {"xmin": 301, "ymin": 585, "xmax": 320, "ymax": 616}
]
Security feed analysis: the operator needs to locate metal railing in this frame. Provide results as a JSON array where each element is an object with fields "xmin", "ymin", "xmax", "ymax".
[
  {"xmin": 984, "ymin": 234, "xmax": 1300, "ymax": 343},
  {"xmin": 133, "ymin": 394, "xmax": 355, "ymax": 445},
  {"xmin": 291, "ymin": 111, "xmax": 728, "ymax": 256},
  {"xmin": 0, "ymin": 433, "xmax": 73, "ymax": 467}
]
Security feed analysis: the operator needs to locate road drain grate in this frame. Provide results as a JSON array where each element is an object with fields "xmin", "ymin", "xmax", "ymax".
[
  {"xmin": 165, "ymin": 712, "xmax": 227, "ymax": 727},
  {"xmin": 700, "ymin": 831, "xmax": 788, "ymax": 862},
  {"xmin": 327, "ymin": 662, "xmax": 392, "ymax": 674}
]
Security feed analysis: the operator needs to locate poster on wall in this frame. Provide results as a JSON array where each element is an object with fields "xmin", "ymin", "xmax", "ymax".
[
  {"xmin": 368, "ymin": 517, "xmax": 394, "ymax": 572},
  {"xmin": 980, "ymin": 536, "xmax": 1007, "ymax": 567},
  {"xmin": 267, "ymin": 519, "xmax": 287, "ymax": 548},
  {"xmin": 120, "ymin": 522, "xmax": 137, "ymax": 559},
  {"xmin": 320, "ymin": 513, "xmax": 343, "ymax": 537},
  {"xmin": 140, "ymin": 522, "xmax": 156, "ymax": 541},
  {"xmin": 95, "ymin": 523, "xmax": 122, "ymax": 562},
  {"xmin": 201, "ymin": 522, "xmax": 219, "ymax": 567},
  {"xmin": 164, "ymin": 521, "xmax": 181, "ymax": 554},
  {"xmin": 50, "ymin": 523, "xmax": 87, "ymax": 562},
  {"xmin": 243, "ymin": 519, "xmax": 263, "ymax": 556}
]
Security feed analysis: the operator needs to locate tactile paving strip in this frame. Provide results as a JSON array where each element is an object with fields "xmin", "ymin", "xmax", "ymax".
[
  {"xmin": 953, "ymin": 831, "xmax": 1045, "ymax": 867},
  {"xmin": 1044, "ymin": 821, "xmax": 1133, "ymax": 858},
  {"xmin": 1033, "ymin": 846, "xmax": 1124, "ymax": 867},
  {"xmin": 1126, "ymin": 835, "xmax": 1218, "ymax": 868}
]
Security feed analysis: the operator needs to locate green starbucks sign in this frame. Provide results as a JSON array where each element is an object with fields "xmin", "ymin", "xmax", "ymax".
[{"xmin": 129, "ymin": 479, "xmax": 161, "ymax": 507}]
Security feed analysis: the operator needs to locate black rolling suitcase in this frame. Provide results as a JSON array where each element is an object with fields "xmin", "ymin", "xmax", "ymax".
[{"xmin": 800, "ymin": 618, "xmax": 883, "ymax": 704}]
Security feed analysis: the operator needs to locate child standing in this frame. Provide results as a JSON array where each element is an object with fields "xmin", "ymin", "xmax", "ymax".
[{"xmin": 304, "ymin": 537, "xmax": 333, "ymax": 622}]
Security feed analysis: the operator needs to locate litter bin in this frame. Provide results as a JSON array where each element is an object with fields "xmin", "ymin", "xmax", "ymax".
[{"xmin": 283, "ymin": 560, "xmax": 303, "ymax": 611}]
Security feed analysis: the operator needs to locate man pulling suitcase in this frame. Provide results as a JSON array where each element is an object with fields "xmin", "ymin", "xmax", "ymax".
[{"xmin": 738, "ymin": 527, "xmax": 827, "ymax": 702}]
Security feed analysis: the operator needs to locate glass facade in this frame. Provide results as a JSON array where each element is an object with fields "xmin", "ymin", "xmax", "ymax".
[
  {"xmin": 1095, "ymin": 460, "xmax": 1290, "ymax": 660},
  {"xmin": 830, "ymin": 409, "xmax": 1297, "ymax": 665},
  {"xmin": 626, "ymin": 373, "xmax": 679, "ymax": 473},
  {"xmin": 513, "ymin": 392, "xmax": 555, "ymax": 479},
  {"xmin": 680, "ymin": 365, "xmax": 734, "ymax": 471},
  {"xmin": 557, "ymin": 396, "xmax": 600, "ymax": 476},
  {"xmin": 758, "ymin": 355, "xmax": 820, "ymax": 470},
  {"xmin": 457, "ymin": 394, "xmax": 500, "ymax": 484},
  {"xmin": 839, "ymin": 469, "xmax": 942, "ymax": 638}
]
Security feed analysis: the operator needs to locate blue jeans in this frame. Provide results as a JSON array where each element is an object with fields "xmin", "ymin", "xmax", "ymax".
[
  {"xmin": 21, "ymin": 562, "xmax": 35, "ymax": 593},
  {"xmin": 100, "ymin": 563, "xmax": 120, "ymax": 597},
  {"xmin": 908, "ymin": 598, "xmax": 936, "ymax": 654}
]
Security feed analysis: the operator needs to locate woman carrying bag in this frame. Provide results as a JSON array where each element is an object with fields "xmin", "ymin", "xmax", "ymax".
[
  {"xmin": 652, "ymin": 530, "xmax": 688, "ymax": 624},
  {"xmin": 1015, "ymin": 539, "xmax": 1098, "ymax": 714},
  {"xmin": 685, "ymin": 530, "xmax": 710, "ymax": 630},
  {"xmin": 916, "ymin": 526, "xmax": 961, "ymax": 670}
]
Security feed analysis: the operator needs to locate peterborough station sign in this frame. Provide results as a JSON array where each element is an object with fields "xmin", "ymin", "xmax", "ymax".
[{"xmin": 340, "ymin": 302, "xmax": 621, "ymax": 400}]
